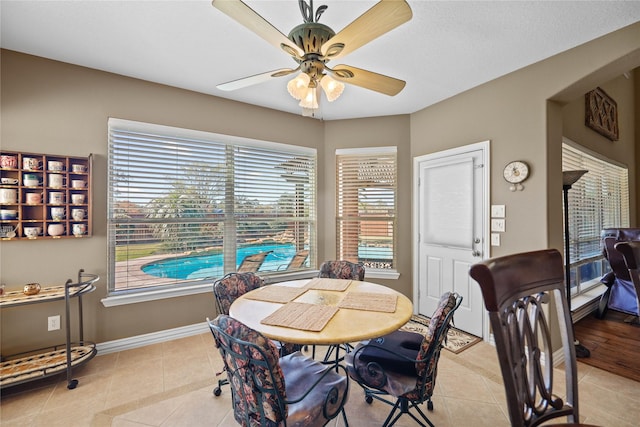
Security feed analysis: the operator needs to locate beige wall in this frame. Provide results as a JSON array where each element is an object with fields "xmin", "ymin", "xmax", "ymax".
[
  {"xmin": 411, "ymin": 22, "xmax": 639, "ymax": 260},
  {"xmin": 323, "ymin": 116, "xmax": 412, "ymax": 297},
  {"xmin": 0, "ymin": 50, "xmax": 325, "ymax": 353},
  {"xmin": 1, "ymin": 21, "xmax": 639, "ymax": 353}
]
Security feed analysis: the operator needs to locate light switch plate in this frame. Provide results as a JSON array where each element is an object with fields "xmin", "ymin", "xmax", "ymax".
[
  {"xmin": 491, "ymin": 219, "xmax": 506, "ymax": 232},
  {"xmin": 491, "ymin": 233, "xmax": 501, "ymax": 246},
  {"xmin": 491, "ymin": 204, "xmax": 505, "ymax": 218}
]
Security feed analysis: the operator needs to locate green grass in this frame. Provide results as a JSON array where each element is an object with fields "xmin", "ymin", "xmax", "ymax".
[{"xmin": 115, "ymin": 243, "xmax": 163, "ymax": 262}]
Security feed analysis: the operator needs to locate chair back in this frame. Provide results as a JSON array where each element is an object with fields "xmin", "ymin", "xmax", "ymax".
[
  {"xmin": 469, "ymin": 249, "xmax": 581, "ymax": 427},
  {"xmin": 603, "ymin": 237, "xmax": 633, "ymax": 281},
  {"xmin": 319, "ymin": 260, "xmax": 365, "ymax": 280},
  {"xmin": 347, "ymin": 292, "xmax": 461, "ymax": 404},
  {"xmin": 208, "ymin": 315, "xmax": 288, "ymax": 426},
  {"xmin": 213, "ymin": 272, "xmax": 263, "ymax": 315},
  {"xmin": 287, "ymin": 249, "xmax": 309, "ymax": 269},
  {"xmin": 614, "ymin": 240, "xmax": 640, "ymax": 310},
  {"xmin": 414, "ymin": 292, "xmax": 462, "ymax": 398},
  {"xmin": 237, "ymin": 251, "xmax": 272, "ymax": 273}
]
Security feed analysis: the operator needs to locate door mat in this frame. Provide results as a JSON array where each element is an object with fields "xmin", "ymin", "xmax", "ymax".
[{"xmin": 400, "ymin": 314, "xmax": 481, "ymax": 354}]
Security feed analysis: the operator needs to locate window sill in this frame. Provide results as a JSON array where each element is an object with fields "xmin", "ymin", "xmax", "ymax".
[
  {"xmin": 365, "ymin": 269, "xmax": 400, "ymax": 280},
  {"xmin": 101, "ymin": 270, "xmax": 320, "ymax": 307},
  {"xmin": 101, "ymin": 282, "xmax": 213, "ymax": 307},
  {"xmin": 102, "ymin": 269, "xmax": 400, "ymax": 307}
]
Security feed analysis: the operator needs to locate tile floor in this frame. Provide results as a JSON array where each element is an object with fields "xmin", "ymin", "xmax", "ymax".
[{"xmin": 1, "ymin": 334, "xmax": 639, "ymax": 426}]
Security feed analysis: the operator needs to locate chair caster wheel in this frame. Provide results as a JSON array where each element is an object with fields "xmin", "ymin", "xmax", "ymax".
[
  {"xmin": 365, "ymin": 395, "xmax": 373, "ymax": 404},
  {"xmin": 427, "ymin": 401, "xmax": 433, "ymax": 411},
  {"xmin": 67, "ymin": 379, "xmax": 78, "ymax": 390},
  {"xmin": 214, "ymin": 387, "xmax": 222, "ymax": 396}
]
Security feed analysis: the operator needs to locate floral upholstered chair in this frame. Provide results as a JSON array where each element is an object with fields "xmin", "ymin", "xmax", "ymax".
[
  {"xmin": 213, "ymin": 272, "xmax": 264, "ymax": 317},
  {"xmin": 212, "ymin": 272, "xmax": 300, "ymax": 396},
  {"xmin": 208, "ymin": 315, "xmax": 350, "ymax": 427},
  {"xmin": 346, "ymin": 292, "xmax": 462, "ymax": 427},
  {"xmin": 316, "ymin": 260, "xmax": 365, "ymax": 361},
  {"xmin": 318, "ymin": 260, "xmax": 365, "ymax": 281}
]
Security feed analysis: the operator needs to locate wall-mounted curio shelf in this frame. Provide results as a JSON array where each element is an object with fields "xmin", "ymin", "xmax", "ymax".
[{"xmin": 0, "ymin": 151, "xmax": 92, "ymax": 240}]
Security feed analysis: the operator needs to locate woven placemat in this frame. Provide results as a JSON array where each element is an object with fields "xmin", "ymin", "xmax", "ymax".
[
  {"xmin": 243, "ymin": 286, "xmax": 308, "ymax": 304},
  {"xmin": 337, "ymin": 292, "xmax": 397, "ymax": 313},
  {"xmin": 304, "ymin": 278, "xmax": 352, "ymax": 291},
  {"xmin": 261, "ymin": 302, "xmax": 339, "ymax": 331}
]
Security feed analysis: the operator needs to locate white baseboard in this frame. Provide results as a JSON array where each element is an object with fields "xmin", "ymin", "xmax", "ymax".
[{"xmin": 96, "ymin": 321, "xmax": 210, "ymax": 355}]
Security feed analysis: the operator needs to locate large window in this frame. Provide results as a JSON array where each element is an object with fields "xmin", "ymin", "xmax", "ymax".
[
  {"xmin": 562, "ymin": 139, "xmax": 629, "ymax": 297},
  {"xmin": 108, "ymin": 119, "xmax": 316, "ymax": 294},
  {"xmin": 336, "ymin": 147, "xmax": 397, "ymax": 273}
]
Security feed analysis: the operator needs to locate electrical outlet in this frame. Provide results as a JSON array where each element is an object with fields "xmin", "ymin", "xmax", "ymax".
[{"xmin": 48, "ymin": 315, "xmax": 60, "ymax": 331}]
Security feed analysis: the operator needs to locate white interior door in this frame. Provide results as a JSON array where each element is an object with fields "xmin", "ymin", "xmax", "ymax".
[{"xmin": 413, "ymin": 142, "xmax": 488, "ymax": 338}]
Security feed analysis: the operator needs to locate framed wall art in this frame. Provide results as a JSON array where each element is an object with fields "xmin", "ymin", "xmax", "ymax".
[{"xmin": 585, "ymin": 87, "xmax": 619, "ymax": 141}]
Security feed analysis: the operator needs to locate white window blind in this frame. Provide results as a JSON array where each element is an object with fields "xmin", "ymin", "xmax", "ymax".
[
  {"xmin": 108, "ymin": 119, "xmax": 316, "ymax": 293},
  {"xmin": 336, "ymin": 147, "xmax": 397, "ymax": 270},
  {"xmin": 562, "ymin": 140, "xmax": 629, "ymax": 291}
]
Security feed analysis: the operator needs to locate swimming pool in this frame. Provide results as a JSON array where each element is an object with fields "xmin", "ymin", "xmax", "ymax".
[
  {"xmin": 141, "ymin": 243, "xmax": 298, "ymax": 280},
  {"xmin": 141, "ymin": 243, "xmax": 392, "ymax": 280}
]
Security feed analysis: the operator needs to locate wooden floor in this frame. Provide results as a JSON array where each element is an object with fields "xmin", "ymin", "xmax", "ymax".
[{"xmin": 574, "ymin": 310, "xmax": 640, "ymax": 382}]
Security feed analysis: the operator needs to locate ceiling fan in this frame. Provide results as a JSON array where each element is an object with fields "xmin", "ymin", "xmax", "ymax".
[{"xmin": 212, "ymin": 0, "xmax": 412, "ymax": 116}]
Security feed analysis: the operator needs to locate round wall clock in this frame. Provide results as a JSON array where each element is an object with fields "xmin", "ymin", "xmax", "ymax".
[{"xmin": 503, "ymin": 161, "xmax": 529, "ymax": 184}]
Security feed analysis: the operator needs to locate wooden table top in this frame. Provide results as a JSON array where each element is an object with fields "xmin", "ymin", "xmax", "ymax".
[{"xmin": 229, "ymin": 279, "xmax": 413, "ymax": 345}]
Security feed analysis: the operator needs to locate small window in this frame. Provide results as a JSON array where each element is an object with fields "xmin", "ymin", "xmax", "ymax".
[
  {"xmin": 108, "ymin": 119, "xmax": 317, "ymax": 295},
  {"xmin": 336, "ymin": 147, "xmax": 397, "ymax": 272}
]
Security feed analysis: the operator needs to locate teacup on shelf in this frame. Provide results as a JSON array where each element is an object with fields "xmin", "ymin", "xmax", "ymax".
[{"xmin": 23, "ymin": 283, "xmax": 41, "ymax": 296}]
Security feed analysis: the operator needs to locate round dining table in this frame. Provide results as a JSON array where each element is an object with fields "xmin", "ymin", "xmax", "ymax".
[{"xmin": 229, "ymin": 278, "xmax": 413, "ymax": 345}]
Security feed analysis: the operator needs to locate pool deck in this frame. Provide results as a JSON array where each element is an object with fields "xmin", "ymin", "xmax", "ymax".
[{"xmin": 114, "ymin": 253, "xmax": 188, "ymax": 290}]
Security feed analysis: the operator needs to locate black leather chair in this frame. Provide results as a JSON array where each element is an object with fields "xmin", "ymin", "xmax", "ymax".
[
  {"xmin": 597, "ymin": 228, "xmax": 640, "ymax": 321},
  {"xmin": 613, "ymin": 240, "xmax": 640, "ymax": 324},
  {"xmin": 345, "ymin": 292, "xmax": 462, "ymax": 427}
]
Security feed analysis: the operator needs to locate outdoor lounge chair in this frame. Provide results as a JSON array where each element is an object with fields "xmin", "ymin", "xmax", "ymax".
[
  {"xmin": 277, "ymin": 249, "xmax": 309, "ymax": 270},
  {"xmin": 237, "ymin": 250, "xmax": 272, "ymax": 273}
]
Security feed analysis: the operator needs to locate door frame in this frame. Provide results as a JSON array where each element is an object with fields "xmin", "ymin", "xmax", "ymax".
[{"xmin": 412, "ymin": 140, "xmax": 490, "ymax": 340}]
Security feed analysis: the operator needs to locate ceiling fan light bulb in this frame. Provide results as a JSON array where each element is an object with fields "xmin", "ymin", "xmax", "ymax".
[
  {"xmin": 299, "ymin": 87, "xmax": 319, "ymax": 110},
  {"xmin": 320, "ymin": 75, "xmax": 344, "ymax": 102},
  {"xmin": 287, "ymin": 73, "xmax": 310, "ymax": 100}
]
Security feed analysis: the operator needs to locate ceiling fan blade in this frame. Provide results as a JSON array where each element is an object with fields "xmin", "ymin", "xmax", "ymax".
[
  {"xmin": 329, "ymin": 65, "xmax": 406, "ymax": 96},
  {"xmin": 212, "ymin": 0, "xmax": 304, "ymax": 59},
  {"xmin": 321, "ymin": 0, "xmax": 412, "ymax": 60},
  {"xmin": 217, "ymin": 68, "xmax": 298, "ymax": 91}
]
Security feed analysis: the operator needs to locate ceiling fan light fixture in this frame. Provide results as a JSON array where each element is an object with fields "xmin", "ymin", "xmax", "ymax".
[
  {"xmin": 299, "ymin": 86, "xmax": 319, "ymax": 110},
  {"xmin": 320, "ymin": 74, "xmax": 344, "ymax": 102},
  {"xmin": 287, "ymin": 72, "xmax": 311, "ymax": 100}
]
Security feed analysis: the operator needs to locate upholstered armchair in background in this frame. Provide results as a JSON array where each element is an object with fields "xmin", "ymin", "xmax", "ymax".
[{"xmin": 318, "ymin": 260, "xmax": 365, "ymax": 281}]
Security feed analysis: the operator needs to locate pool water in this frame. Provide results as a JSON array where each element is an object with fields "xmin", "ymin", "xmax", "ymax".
[
  {"xmin": 141, "ymin": 243, "xmax": 392, "ymax": 280},
  {"xmin": 141, "ymin": 243, "xmax": 299, "ymax": 280}
]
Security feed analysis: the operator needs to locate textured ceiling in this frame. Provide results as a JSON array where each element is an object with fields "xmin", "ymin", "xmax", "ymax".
[{"xmin": 2, "ymin": 1, "xmax": 640, "ymax": 120}]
